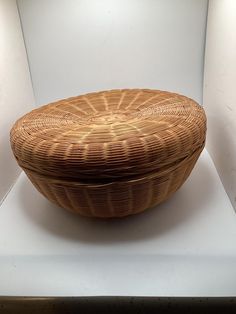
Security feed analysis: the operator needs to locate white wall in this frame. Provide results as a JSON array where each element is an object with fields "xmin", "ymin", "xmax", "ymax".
[
  {"xmin": 0, "ymin": 0, "xmax": 34, "ymax": 202},
  {"xmin": 203, "ymin": 0, "xmax": 236, "ymax": 209},
  {"xmin": 17, "ymin": 0, "xmax": 208, "ymax": 106}
]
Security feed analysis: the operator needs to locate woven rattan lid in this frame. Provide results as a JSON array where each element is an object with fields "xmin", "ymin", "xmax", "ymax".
[{"xmin": 11, "ymin": 89, "xmax": 206, "ymax": 180}]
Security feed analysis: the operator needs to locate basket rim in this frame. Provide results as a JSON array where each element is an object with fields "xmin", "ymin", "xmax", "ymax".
[{"xmin": 23, "ymin": 144, "xmax": 204, "ymax": 188}]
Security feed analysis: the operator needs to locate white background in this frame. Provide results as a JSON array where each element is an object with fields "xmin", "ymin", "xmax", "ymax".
[
  {"xmin": 204, "ymin": 0, "xmax": 236, "ymax": 209},
  {"xmin": 2, "ymin": 0, "xmax": 236, "ymax": 297},
  {"xmin": 0, "ymin": 0, "xmax": 34, "ymax": 202},
  {"xmin": 17, "ymin": 0, "xmax": 208, "ymax": 106}
]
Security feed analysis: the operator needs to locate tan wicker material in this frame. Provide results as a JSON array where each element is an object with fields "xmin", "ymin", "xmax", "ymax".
[{"xmin": 10, "ymin": 89, "xmax": 206, "ymax": 218}]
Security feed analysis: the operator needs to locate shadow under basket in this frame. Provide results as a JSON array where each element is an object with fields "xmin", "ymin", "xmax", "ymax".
[{"xmin": 10, "ymin": 89, "xmax": 207, "ymax": 218}]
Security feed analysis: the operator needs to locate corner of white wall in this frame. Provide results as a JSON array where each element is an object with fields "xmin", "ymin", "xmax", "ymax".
[
  {"xmin": 203, "ymin": 0, "xmax": 236, "ymax": 210},
  {"xmin": 0, "ymin": 0, "xmax": 35, "ymax": 203}
]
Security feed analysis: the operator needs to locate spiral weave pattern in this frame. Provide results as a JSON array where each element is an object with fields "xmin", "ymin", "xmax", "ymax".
[{"xmin": 10, "ymin": 89, "xmax": 206, "ymax": 217}]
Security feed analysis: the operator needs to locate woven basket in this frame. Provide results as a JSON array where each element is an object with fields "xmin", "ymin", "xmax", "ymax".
[{"xmin": 10, "ymin": 89, "xmax": 206, "ymax": 218}]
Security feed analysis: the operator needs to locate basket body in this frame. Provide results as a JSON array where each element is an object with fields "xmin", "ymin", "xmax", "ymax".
[
  {"xmin": 10, "ymin": 89, "xmax": 206, "ymax": 218},
  {"xmin": 24, "ymin": 147, "xmax": 202, "ymax": 217}
]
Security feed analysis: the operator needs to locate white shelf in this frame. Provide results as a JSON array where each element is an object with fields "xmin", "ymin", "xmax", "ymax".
[{"xmin": 1, "ymin": 149, "xmax": 236, "ymax": 296}]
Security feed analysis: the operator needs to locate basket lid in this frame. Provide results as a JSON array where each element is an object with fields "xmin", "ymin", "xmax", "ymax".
[{"xmin": 10, "ymin": 89, "xmax": 206, "ymax": 181}]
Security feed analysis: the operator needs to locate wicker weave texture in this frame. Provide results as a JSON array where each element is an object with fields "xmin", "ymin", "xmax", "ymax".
[{"xmin": 10, "ymin": 89, "xmax": 206, "ymax": 218}]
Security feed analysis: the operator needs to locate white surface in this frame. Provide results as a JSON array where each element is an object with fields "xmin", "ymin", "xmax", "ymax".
[
  {"xmin": 0, "ymin": 0, "xmax": 35, "ymax": 202},
  {"xmin": 203, "ymin": 0, "xmax": 236, "ymax": 210},
  {"xmin": 1, "ymin": 149, "xmax": 236, "ymax": 296},
  {"xmin": 17, "ymin": 0, "xmax": 208, "ymax": 106}
]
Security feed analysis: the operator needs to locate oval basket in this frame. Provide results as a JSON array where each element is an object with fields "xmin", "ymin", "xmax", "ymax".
[{"xmin": 10, "ymin": 89, "xmax": 206, "ymax": 218}]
